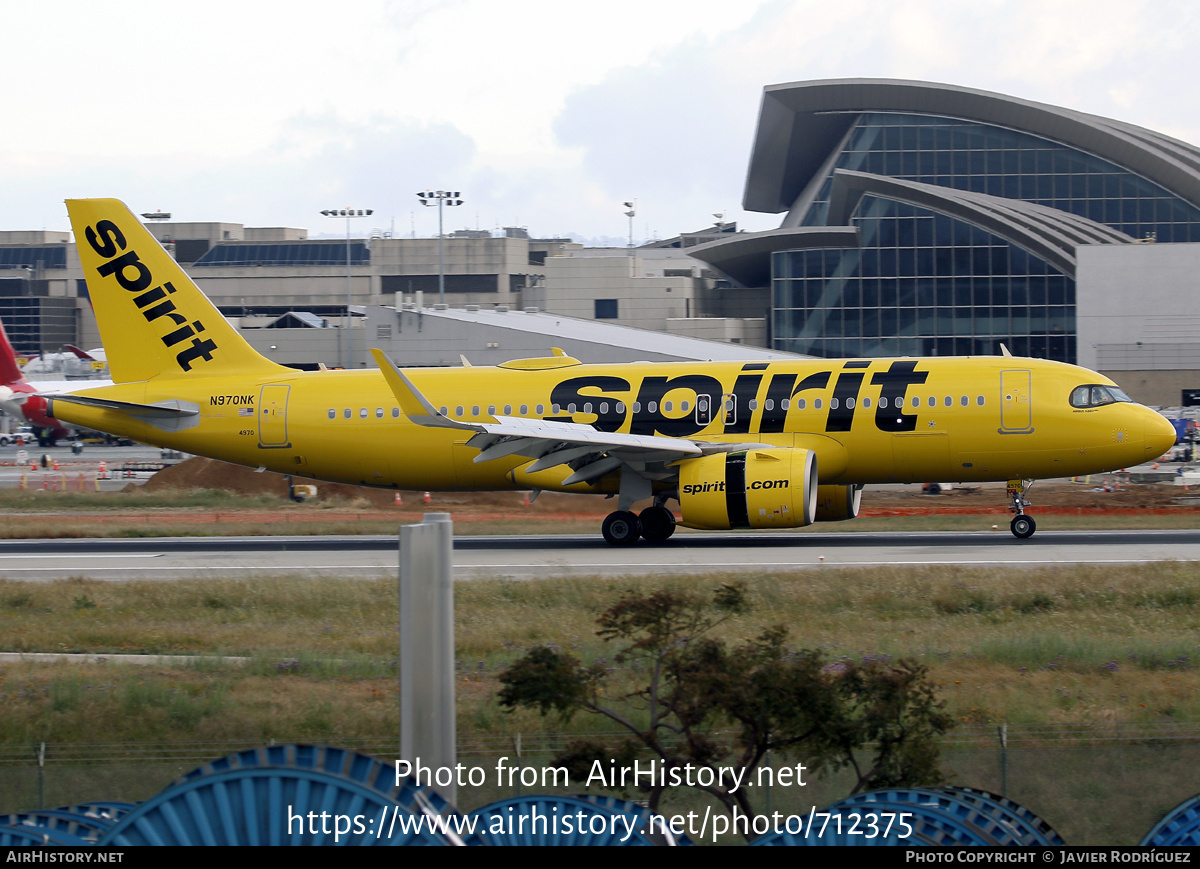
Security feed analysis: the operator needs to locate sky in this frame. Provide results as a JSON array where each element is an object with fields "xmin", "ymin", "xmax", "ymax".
[{"xmin": 3, "ymin": 0, "xmax": 1199, "ymax": 244}]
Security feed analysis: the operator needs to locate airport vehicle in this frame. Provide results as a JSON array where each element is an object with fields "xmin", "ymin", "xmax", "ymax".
[
  {"xmin": 0, "ymin": 318, "xmax": 111, "ymax": 446},
  {"xmin": 0, "ymin": 426, "xmax": 36, "ymax": 446},
  {"xmin": 45, "ymin": 198, "xmax": 1177, "ymax": 543}
]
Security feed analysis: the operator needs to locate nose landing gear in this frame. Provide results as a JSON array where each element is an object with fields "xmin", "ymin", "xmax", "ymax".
[{"xmin": 1007, "ymin": 479, "xmax": 1036, "ymax": 539}]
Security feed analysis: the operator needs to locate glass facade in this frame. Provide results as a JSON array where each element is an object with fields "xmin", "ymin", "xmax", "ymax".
[
  {"xmin": 776, "ymin": 112, "xmax": 1200, "ymax": 362},
  {"xmin": 193, "ymin": 242, "xmax": 369, "ymax": 267},
  {"xmin": 0, "ymin": 298, "xmax": 78, "ymax": 354},
  {"xmin": 775, "ymin": 199, "xmax": 1073, "ymax": 359},
  {"xmin": 801, "ymin": 112, "xmax": 1200, "ymax": 241},
  {"xmin": 0, "ymin": 246, "xmax": 68, "ymax": 271}
]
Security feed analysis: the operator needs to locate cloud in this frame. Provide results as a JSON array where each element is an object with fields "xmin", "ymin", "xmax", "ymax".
[{"xmin": 3, "ymin": 0, "xmax": 1200, "ymax": 237}]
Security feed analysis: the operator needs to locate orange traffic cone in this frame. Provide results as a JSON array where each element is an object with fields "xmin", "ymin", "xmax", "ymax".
[
  {"xmin": 423, "ymin": 492, "xmax": 432, "ymax": 504},
  {"xmin": 394, "ymin": 492, "xmax": 403, "ymax": 506}
]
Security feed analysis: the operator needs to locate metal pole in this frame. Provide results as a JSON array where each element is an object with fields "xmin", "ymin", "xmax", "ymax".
[
  {"xmin": 438, "ymin": 197, "xmax": 445, "ymax": 306},
  {"xmin": 399, "ymin": 513, "xmax": 457, "ymax": 804},
  {"xmin": 999, "ymin": 722, "xmax": 1008, "ymax": 797},
  {"xmin": 37, "ymin": 741, "xmax": 45, "ymax": 809},
  {"xmin": 322, "ymin": 209, "xmax": 372, "ymax": 369},
  {"xmin": 345, "ymin": 216, "xmax": 352, "ymax": 369}
]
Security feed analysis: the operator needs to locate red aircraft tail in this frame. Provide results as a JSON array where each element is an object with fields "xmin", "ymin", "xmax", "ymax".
[{"xmin": 0, "ymin": 318, "xmax": 27, "ymax": 386}]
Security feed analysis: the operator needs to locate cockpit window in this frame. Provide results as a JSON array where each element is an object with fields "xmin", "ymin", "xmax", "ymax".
[{"xmin": 1070, "ymin": 384, "xmax": 1133, "ymax": 408}]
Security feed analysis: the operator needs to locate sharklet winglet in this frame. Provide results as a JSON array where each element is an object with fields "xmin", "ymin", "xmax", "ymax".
[{"xmin": 369, "ymin": 348, "xmax": 476, "ymax": 430}]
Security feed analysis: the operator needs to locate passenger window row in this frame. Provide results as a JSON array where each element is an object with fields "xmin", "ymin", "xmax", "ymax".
[{"xmin": 326, "ymin": 394, "xmax": 988, "ymax": 421}]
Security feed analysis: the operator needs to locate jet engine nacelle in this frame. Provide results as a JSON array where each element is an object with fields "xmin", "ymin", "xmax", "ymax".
[
  {"xmin": 677, "ymin": 448, "xmax": 817, "ymax": 530},
  {"xmin": 814, "ymin": 484, "xmax": 862, "ymax": 522}
]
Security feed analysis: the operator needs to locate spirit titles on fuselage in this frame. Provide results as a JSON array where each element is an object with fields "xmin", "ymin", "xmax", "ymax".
[{"xmin": 545, "ymin": 360, "xmax": 932, "ymax": 438}]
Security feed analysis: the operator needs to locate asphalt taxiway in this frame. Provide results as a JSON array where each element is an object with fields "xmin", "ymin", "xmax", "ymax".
[{"xmin": 0, "ymin": 528, "xmax": 1196, "ymax": 582}]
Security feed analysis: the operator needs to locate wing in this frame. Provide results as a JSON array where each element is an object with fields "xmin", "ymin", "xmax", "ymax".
[{"xmin": 370, "ymin": 349, "xmax": 762, "ymax": 490}]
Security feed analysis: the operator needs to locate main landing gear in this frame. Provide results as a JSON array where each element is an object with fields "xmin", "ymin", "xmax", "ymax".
[
  {"xmin": 601, "ymin": 504, "xmax": 677, "ymax": 545},
  {"xmin": 1007, "ymin": 479, "xmax": 1036, "ymax": 539}
]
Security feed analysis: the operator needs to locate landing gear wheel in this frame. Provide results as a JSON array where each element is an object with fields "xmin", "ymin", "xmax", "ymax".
[
  {"xmin": 602, "ymin": 510, "xmax": 642, "ymax": 546},
  {"xmin": 638, "ymin": 505, "xmax": 676, "ymax": 542},
  {"xmin": 1010, "ymin": 515, "xmax": 1036, "ymax": 539}
]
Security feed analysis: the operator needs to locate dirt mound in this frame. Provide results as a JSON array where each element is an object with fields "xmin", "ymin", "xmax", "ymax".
[
  {"xmin": 141, "ymin": 457, "xmax": 613, "ymax": 514},
  {"xmin": 864, "ymin": 483, "xmax": 1184, "ymax": 510}
]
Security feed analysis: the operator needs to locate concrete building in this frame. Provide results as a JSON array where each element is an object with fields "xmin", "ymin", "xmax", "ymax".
[
  {"xmin": 1076, "ymin": 243, "xmax": 1200, "ymax": 405},
  {"xmin": 0, "ymin": 230, "xmax": 91, "ymax": 355},
  {"xmin": 0, "ymin": 215, "xmax": 769, "ymax": 371}
]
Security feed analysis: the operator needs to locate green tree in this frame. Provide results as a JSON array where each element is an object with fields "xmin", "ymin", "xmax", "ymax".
[{"xmin": 497, "ymin": 582, "xmax": 952, "ymax": 839}]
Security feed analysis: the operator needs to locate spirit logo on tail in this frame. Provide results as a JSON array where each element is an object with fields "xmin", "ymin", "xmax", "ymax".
[{"xmin": 85, "ymin": 220, "xmax": 218, "ymax": 372}]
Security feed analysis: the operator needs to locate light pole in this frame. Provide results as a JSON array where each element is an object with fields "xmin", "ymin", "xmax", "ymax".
[
  {"xmin": 416, "ymin": 190, "xmax": 463, "ymax": 306},
  {"xmin": 623, "ymin": 200, "xmax": 636, "ymax": 250},
  {"xmin": 320, "ymin": 208, "xmax": 373, "ymax": 368}
]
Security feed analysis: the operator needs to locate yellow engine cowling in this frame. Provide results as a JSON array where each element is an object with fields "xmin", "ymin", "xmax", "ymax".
[
  {"xmin": 814, "ymin": 484, "xmax": 862, "ymax": 522},
  {"xmin": 677, "ymin": 448, "xmax": 817, "ymax": 530}
]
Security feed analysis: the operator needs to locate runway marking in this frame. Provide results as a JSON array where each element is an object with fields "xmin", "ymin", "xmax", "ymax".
[
  {"xmin": 461, "ymin": 558, "xmax": 1196, "ymax": 568},
  {"xmin": 0, "ymin": 553, "xmax": 163, "ymax": 560},
  {"xmin": 0, "ymin": 564, "xmax": 392, "ymax": 573}
]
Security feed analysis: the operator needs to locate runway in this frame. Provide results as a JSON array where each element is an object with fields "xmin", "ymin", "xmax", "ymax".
[{"xmin": 0, "ymin": 528, "xmax": 1197, "ymax": 581}]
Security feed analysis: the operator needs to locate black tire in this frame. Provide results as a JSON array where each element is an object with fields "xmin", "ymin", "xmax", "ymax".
[
  {"xmin": 1010, "ymin": 515, "xmax": 1036, "ymax": 539},
  {"xmin": 602, "ymin": 510, "xmax": 642, "ymax": 546},
  {"xmin": 639, "ymin": 505, "xmax": 677, "ymax": 542}
]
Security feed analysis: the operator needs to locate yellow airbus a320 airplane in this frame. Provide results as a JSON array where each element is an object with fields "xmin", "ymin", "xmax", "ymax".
[{"xmin": 47, "ymin": 199, "xmax": 1176, "ymax": 544}]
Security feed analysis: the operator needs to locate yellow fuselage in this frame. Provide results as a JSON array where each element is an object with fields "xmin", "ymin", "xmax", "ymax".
[{"xmin": 48, "ymin": 355, "xmax": 1175, "ymax": 495}]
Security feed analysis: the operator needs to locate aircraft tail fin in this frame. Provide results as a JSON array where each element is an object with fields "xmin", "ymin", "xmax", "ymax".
[
  {"xmin": 65, "ymin": 199, "xmax": 291, "ymax": 384},
  {"xmin": 0, "ymin": 317, "xmax": 28, "ymax": 386}
]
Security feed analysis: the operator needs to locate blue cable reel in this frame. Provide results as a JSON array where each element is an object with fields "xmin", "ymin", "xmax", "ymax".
[
  {"xmin": 52, "ymin": 802, "xmax": 137, "ymax": 823},
  {"xmin": 0, "ymin": 821, "xmax": 94, "ymax": 847},
  {"xmin": 98, "ymin": 744, "xmax": 462, "ymax": 846},
  {"xmin": 1141, "ymin": 793, "xmax": 1200, "ymax": 846},
  {"xmin": 573, "ymin": 793, "xmax": 694, "ymax": 846},
  {"xmin": 753, "ymin": 786, "xmax": 1004, "ymax": 846},
  {"xmin": 939, "ymin": 786, "xmax": 1064, "ymax": 846},
  {"xmin": 750, "ymin": 787, "xmax": 1006, "ymax": 846},
  {"xmin": 465, "ymin": 794, "xmax": 659, "ymax": 846},
  {"xmin": 829, "ymin": 788, "xmax": 1011, "ymax": 846},
  {"xmin": 186, "ymin": 744, "xmax": 465, "ymax": 835},
  {"xmin": 748, "ymin": 803, "xmax": 943, "ymax": 847},
  {"xmin": 0, "ymin": 809, "xmax": 119, "ymax": 843}
]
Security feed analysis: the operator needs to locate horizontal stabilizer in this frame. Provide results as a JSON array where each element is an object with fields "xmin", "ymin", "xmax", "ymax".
[{"xmin": 48, "ymin": 394, "xmax": 200, "ymax": 433}]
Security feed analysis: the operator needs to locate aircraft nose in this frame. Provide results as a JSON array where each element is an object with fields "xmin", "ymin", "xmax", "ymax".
[{"xmin": 1145, "ymin": 411, "xmax": 1177, "ymax": 460}]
